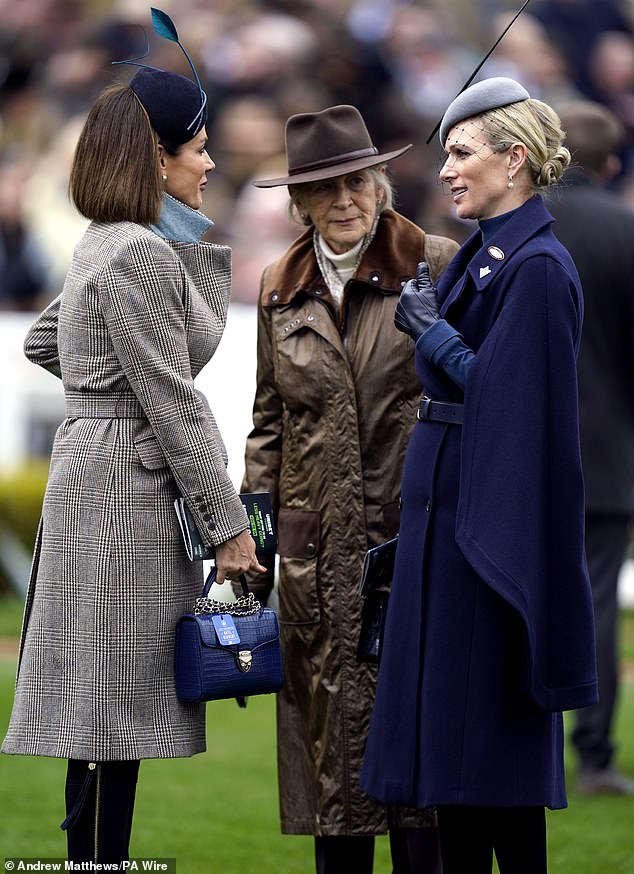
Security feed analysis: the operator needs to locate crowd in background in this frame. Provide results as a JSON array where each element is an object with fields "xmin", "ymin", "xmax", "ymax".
[{"xmin": 2, "ymin": 0, "xmax": 634, "ymax": 310}]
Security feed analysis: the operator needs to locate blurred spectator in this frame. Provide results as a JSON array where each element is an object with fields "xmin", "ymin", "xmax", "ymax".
[
  {"xmin": 201, "ymin": 11, "xmax": 319, "ymax": 99},
  {"xmin": 378, "ymin": 5, "xmax": 477, "ymax": 124},
  {"xmin": 210, "ymin": 95, "xmax": 285, "ymax": 194},
  {"xmin": 227, "ymin": 182, "xmax": 297, "ymax": 304},
  {"xmin": 20, "ymin": 116, "xmax": 88, "ymax": 293},
  {"xmin": 0, "ymin": 159, "xmax": 50, "ymax": 310},
  {"xmin": 1, "ymin": 0, "xmax": 634, "ymax": 315},
  {"xmin": 546, "ymin": 100, "xmax": 634, "ymax": 795},
  {"xmin": 346, "ymin": 0, "xmax": 400, "ymax": 44},
  {"xmin": 531, "ymin": 0, "xmax": 633, "ymax": 101},
  {"xmin": 0, "ymin": 36, "xmax": 59, "ymax": 158},
  {"xmin": 486, "ymin": 11, "xmax": 583, "ymax": 106},
  {"xmin": 588, "ymin": 30, "xmax": 634, "ymax": 175}
]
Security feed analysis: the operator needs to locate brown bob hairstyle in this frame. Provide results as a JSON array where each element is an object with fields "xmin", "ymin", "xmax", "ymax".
[{"xmin": 70, "ymin": 84, "xmax": 163, "ymax": 224}]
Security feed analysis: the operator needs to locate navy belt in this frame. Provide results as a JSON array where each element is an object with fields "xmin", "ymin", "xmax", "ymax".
[{"xmin": 417, "ymin": 397, "xmax": 463, "ymax": 425}]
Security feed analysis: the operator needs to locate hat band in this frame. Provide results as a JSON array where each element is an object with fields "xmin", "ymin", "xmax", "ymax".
[{"xmin": 289, "ymin": 146, "xmax": 379, "ymax": 176}]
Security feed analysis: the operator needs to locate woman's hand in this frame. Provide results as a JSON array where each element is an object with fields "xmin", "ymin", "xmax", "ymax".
[
  {"xmin": 215, "ymin": 529, "xmax": 267, "ymax": 583},
  {"xmin": 394, "ymin": 261, "xmax": 440, "ymax": 341}
]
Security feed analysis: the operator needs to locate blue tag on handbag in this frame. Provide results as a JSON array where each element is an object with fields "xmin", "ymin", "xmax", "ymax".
[{"xmin": 211, "ymin": 614, "xmax": 241, "ymax": 645}]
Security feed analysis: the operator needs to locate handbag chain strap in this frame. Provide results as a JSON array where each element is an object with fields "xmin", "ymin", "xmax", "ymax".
[{"xmin": 194, "ymin": 592, "xmax": 261, "ymax": 616}]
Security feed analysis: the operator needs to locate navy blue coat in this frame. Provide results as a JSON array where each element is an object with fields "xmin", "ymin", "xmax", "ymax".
[{"xmin": 361, "ymin": 195, "xmax": 598, "ymax": 809}]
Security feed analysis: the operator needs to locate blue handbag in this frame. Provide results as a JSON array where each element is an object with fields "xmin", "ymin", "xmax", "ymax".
[{"xmin": 175, "ymin": 568, "xmax": 283, "ymax": 703}]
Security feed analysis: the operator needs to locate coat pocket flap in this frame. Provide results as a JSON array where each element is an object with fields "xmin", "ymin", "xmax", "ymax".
[
  {"xmin": 133, "ymin": 433, "xmax": 167, "ymax": 470},
  {"xmin": 277, "ymin": 508, "xmax": 320, "ymax": 558}
]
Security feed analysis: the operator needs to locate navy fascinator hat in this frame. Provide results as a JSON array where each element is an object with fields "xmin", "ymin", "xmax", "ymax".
[{"xmin": 114, "ymin": 7, "xmax": 208, "ymax": 146}]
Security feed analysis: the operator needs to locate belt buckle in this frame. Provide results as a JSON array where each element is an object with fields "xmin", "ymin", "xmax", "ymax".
[{"xmin": 417, "ymin": 397, "xmax": 432, "ymax": 421}]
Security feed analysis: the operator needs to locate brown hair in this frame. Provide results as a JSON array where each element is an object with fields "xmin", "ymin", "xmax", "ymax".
[
  {"xmin": 556, "ymin": 100, "xmax": 624, "ymax": 176},
  {"xmin": 70, "ymin": 84, "xmax": 163, "ymax": 224}
]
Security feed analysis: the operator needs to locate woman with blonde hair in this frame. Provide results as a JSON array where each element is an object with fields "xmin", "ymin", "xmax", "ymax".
[{"xmin": 362, "ymin": 78, "xmax": 598, "ymax": 874}]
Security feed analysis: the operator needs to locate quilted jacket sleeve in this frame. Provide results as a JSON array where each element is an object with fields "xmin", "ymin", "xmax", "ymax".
[
  {"xmin": 23, "ymin": 294, "xmax": 62, "ymax": 379},
  {"xmin": 98, "ymin": 234, "xmax": 248, "ymax": 548}
]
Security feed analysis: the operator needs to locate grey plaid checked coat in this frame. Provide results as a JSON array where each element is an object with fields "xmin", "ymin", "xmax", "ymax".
[{"xmin": 2, "ymin": 218, "xmax": 248, "ymax": 760}]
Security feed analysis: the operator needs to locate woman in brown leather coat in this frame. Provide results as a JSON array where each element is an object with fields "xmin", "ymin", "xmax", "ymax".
[{"xmin": 242, "ymin": 105, "xmax": 458, "ymax": 874}]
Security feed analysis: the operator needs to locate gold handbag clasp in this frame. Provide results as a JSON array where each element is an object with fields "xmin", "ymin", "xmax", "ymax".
[{"xmin": 237, "ymin": 650, "xmax": 253, "ymax": 673}]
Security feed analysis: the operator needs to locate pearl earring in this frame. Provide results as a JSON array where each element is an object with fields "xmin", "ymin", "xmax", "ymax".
[
  {"xmin": 162, "ymin": 174, "xmax": 168, "ymax": 182},
  {"xmin": 507, "ymin": 175, "xmax": 514, "ymax": 189}
]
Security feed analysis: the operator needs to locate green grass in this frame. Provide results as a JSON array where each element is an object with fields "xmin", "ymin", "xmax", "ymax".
[
  {"xmin": 0, "ymin": 591, "xmax": 26, "ymax": 637},
  {"xmin": 1, "ymin": 599, "xmax": 633, "ymax": 872},
  {"xmin": 621, "ymin": 608, "xmax": 634, "ymax": 661},
  {"xmin": 0, "ymin": 661, "xmax": 321, "ymax": 873}
]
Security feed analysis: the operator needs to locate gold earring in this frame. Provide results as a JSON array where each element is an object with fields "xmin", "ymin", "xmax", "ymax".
[{"xmin": 507, "ymin": 175, "xmax": 514, "ymax": 189}]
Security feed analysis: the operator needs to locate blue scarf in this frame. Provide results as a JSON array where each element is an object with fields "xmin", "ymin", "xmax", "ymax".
[{"xmin": 149, "ymin": 193, "xmax": 214, "ymax": 243}]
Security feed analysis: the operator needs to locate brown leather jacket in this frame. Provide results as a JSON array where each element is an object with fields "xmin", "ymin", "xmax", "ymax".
[{"xmin": 243, "ymin": 209, "xmax": 458, "ymax": 835}]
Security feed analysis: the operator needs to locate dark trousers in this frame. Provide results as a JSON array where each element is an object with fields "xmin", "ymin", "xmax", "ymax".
[
  {"xmin": 314, "ymin": 828, "xmax": 442, "ymax": 874},
  {"xmin": 62, "ymin": 759, "xmax": 140, "ymax": 863},
  {"xmin": 572, "ymin": 514, "xmax": 631, "ymax": 771},
  {"xmin": 436, "ymin": 805, "xmax": 546, "ymax": 874}
]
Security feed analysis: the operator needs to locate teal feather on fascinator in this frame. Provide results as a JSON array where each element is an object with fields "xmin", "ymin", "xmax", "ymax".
[
  {"xmin": 149, "ymin": 8, "xmax": 207, "ymax": 133},
  {"xmin": 113, "ymin": 6, "xmax": 208, "ymax": 143},
  {"xmin": 150, "ymin": 6, "xmax": 179, "ymax": 41}
]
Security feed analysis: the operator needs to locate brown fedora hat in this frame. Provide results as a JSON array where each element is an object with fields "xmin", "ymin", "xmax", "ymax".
[{"xmin": 252, "ymin": 104, "xmax": 412, "ymax": 188}]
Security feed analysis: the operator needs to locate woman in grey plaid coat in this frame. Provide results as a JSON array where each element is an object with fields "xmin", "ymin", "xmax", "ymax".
[{"xmin": 1, "ymin": 12, "xmax": 264, "ymax": 863}]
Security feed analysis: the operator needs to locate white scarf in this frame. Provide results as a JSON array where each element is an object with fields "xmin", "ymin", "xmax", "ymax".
[{"xmin": 313, "ymin": 215, "xmax": 379, "ymax": 307}]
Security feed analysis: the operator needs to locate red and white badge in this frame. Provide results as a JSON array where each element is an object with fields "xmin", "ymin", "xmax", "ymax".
[{"xmin": 487, "ymin": 246, "xmax": 505, "ymax": 260}]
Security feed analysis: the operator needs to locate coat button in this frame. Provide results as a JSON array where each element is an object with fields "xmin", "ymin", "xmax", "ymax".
[
  {"xmin": 425, "ymin": 498, "xmax": 432, "ymax": 512},
  {"xmin": 202, "ymin": 513, "xmax": 212, "ymax": 521},
  {"xmin": 306, "ymin": 542, "xmax": 317, "ymax": 557},
  {"xmin": 207, "ymin": 520, "xmax": 217, "ymax": 531}
]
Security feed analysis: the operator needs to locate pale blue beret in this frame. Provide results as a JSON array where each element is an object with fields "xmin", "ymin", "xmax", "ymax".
[{"xmin": 439, "ymin": 77, "xmax": 530, "ymax": 147}]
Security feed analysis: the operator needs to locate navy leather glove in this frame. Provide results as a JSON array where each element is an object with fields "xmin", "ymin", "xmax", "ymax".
[{"xmin": 394, "ymin": 261, "xmax": 440, "ymax": 342}]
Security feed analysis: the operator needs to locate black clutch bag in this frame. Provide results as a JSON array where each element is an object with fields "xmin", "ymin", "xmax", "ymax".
[
  {"xmin": 357, "ymin": 536, "xmax": 398, "ymax": 664},
  {"xmin": 175, "ymin": 567, "xmax": 284, "ymax": 704}
]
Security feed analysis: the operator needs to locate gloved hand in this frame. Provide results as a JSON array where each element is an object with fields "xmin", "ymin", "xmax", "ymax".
[{"xmin": 394, "ymin": 261, "xmax": 440, "ymax": 342}]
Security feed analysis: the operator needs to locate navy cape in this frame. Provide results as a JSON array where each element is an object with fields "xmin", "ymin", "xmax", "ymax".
[
  {"xmin": 453, "ymin": 197, "xmax": 597, "ymax": 712},
  {"xmin": 361, "ymin": 196, "xmax": 597, "ymax": 808}
]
